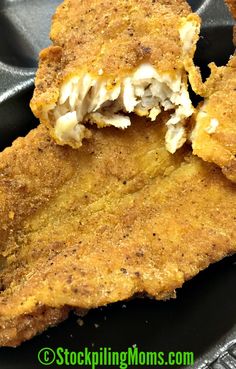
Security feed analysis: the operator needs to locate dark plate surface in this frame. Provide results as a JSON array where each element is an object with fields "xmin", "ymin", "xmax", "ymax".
[{"xmin": 0, "ymin": 1, "xmax": 235, "ymax": 368}]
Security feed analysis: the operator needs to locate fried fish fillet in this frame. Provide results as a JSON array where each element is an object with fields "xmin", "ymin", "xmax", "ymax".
[
  {"xmin": 0, "ymin": 116, "xmax": 236, "ymax": 346},
  {"xmin": 191, "ymin": 56, "xmax": 236, "ymax": 183},
  {"xmin": 30, "ymin": 0, "xmax": 202, "ymax": 154},
  {"xmin": 225, "ymin": 0, "xmax": 236, "ymax": 19},
  {"xmin": 225, "ymin": 0, "xmax": 236, "ymax": 46}
]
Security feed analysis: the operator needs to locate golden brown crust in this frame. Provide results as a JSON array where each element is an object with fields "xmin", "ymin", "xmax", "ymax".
[
  {"xmin": 225, "ymin": 0, "xmax": 236, "ymax": 19},
  {"xmin": 192, "ymin": 56, "xmax": 236, "ymax": 183},
  {"xmin": 224, "ymin": 0, "xmax": 236, "ymax": 46},
  {"xmin": 0, "ymin": 124, "xmax": 79, "ymax": 253},
  {"xmin": 50, "ymin": 0, "xmax": 191, "ymax": 74},
  {"xmin": 0, "ymin": 116, "xmax": 236, "ymax": 345},
  {"xmin": 30, "ymin": 0, "xmax": 201, "ymax": 139},
  {"xmin": 30, "ymin": 46, "xmax": 62, "ymax": 134},
  {"xmin": 0, "ymin": 307, "xmax": 69, "ymax": 347}
]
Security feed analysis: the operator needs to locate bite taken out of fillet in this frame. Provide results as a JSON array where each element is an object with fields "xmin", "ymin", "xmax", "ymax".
[{"xmin": 30, "ymin": 0, "xmax": 202, "ymax": 154}]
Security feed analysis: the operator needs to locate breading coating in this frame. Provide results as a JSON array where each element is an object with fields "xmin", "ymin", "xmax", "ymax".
[
  {"xmin": 225, "ymin": 0, "xmax": 236, "ymax": 46},
  {"xmin": 0, "ymin": 117, "xmax": 236, "ymax": 346},
  {"xmin": 225, "ymin": 0, "xmax": 236, "ymax": 19},
  {"xmin": 191, "ymin": 56, "xmax": 236, "ymax": 183},
  {"xmin": 30, "ymin": 0, "xmax": 202, "ymax": 154}
]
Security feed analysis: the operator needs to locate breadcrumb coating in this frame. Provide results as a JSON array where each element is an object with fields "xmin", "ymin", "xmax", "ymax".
[
  {"xmin": 0, "ymin": 117, "xmax": 236, "ymax": 346},
  {"xmin": 192, "ymin": 56, "xmax": 236, "ymax": 183},
  {"xmin": 30, "ymin": 0, "xmax": 202, "ymax": 152}
]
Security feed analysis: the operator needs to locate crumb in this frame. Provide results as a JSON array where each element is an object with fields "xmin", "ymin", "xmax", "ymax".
[
  {"xmin": 77, "ymin": 318, "xmax": 84, "ymax": 327},
  {"xmin": 8, "ymin": 211, "xmax": 15, "ymax": 220}
]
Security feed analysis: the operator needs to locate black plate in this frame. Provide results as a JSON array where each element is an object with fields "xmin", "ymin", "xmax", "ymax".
[{"xmin": 0, "ymin": 1, "xmax": 235, "ymax": 368}]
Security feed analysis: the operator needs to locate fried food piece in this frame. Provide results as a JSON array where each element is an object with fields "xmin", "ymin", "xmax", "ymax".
[
  {"xmin": 30, "ymin": 0, "xmax": 202, "ymax": 154},
  {"xmin": 191, "ymin": 56, "xmax": 236, "ymax": 183},
  {"xmin": 225, "ymin": 0, "xmax": 236, "ymax": 19},
  {"xmin": 225, "ymin": 0, "xmax": 236, "ymax": 45},
  {"xmin": 0, "ymin": 116, "xmax": 236, "ymax": 346}
]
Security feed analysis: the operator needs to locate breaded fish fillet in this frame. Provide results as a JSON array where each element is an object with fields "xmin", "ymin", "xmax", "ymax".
[
  {"xmin": 30, "ymin": 0, "xmax": 202, "ymax": 154},
  {"xmin": 0, "ymin": 117, "xmax": 236, "ymax": 346},
  {"xmin": 225, "ymin": 0, "xmax": 236, "ymax": 19},
  {"xmin": 225, "ymin": 0, "xmax": 236, "ymax": 45},
  {"xmin": 191, "ymin": 56, "xmax": 236, "ymax": 183}
]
